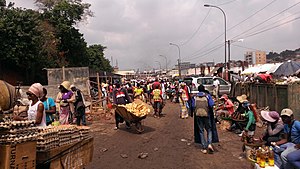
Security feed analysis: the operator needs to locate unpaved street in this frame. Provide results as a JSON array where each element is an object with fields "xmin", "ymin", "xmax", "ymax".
[{"xmin": 86, "ymin": 102, "xmax": 252, "ymax": 169}]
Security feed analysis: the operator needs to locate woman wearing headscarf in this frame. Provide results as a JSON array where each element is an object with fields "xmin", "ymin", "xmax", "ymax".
[
  {"xmin": 14, "ymin": 83, "xmax": 46, "ymax": 127},
  {"xmin": 56, "ymin": 81, "xmax": 75, "ymax": 125}
]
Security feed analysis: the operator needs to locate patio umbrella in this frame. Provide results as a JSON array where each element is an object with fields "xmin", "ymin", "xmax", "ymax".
[{"xmin": 273, "ymin": 60, "xmax": 300, "ymax": 76}]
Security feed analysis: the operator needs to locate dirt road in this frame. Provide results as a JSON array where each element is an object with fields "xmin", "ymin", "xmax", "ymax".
[{"xmin": 86, "ymin": 102, "xmax": 252, "ymax": 169}]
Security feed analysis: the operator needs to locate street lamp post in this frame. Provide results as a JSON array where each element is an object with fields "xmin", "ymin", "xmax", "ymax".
[
  {"xmin": 155, "ymin": 61, "xmax": 162, "ymax": 74},
  {"xmin": 204, "ymin": 4, "xmax": 227, "ymax": 80},
  {"xmin": 227, "ymin": 39, "xmax": 243, "ymax": 70},
  {"xmin": 159, "ymin": 54, "xmax": 168, "ymax": 72},
  {"xmin": 169, "ymin": 43, "xmax": 181, "ymax": 79}
]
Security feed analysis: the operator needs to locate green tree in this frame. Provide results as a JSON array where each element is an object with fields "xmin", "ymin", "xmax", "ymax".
[
  {"xmin": 87, "ymin": 45, "xmax": 113, "ymax": 72},
  {"xmin": 0, "ymin": 8, "xmax": 49, "ymax": 83}
]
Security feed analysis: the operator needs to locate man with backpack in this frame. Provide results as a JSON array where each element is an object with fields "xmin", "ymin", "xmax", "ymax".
[{"xmin": 194, "ymin": 85, "xmax": 215, "ymax": 154}]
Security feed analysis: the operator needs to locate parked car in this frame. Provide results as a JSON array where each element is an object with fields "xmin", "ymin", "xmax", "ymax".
[{"xmin": 183, "ymin": 76, "xmax": 231, "ymax": 95}]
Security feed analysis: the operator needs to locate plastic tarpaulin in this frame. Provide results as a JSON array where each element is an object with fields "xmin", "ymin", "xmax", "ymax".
[
  {"xmin": 273, "ymin": 60, "xmax": 300, "ymax": 76},
  {"xmin": 241, "ymin": 63, "xmax": 281, "ymax": 75}
]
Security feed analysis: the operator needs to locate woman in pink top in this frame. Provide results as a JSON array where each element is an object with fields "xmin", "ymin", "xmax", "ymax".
[{"xmin": 216, "ymin": 94, "xmax": 234, "ymax": 119}]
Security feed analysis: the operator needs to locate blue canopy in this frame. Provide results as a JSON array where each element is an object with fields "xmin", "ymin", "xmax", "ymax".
[{"xmin": 273, "ymin": 60, "xmax": 300, "ymax": 76}]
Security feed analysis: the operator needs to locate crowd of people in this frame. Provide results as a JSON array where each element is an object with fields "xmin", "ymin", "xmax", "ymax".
[
  {"xmin": 14, "ymin": 81, "xmax": 87, "ymax": 127},
  {"xmin": 12, "ymin": 77, "xmax": 300, "ymax": 168}
]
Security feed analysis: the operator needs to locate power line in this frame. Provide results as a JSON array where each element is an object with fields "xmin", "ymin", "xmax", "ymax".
[
  {"xmin": 243, "ymin": 10, "xmax": 300, "ymax": 38},
  {"xmin": 217, "ymin": 0, "xmax": 238, "ymax": 6},
  {"xmin": 231, "ymin": 1, "xmax": 300, "ymax": 39},
  {"xmin": 180, "ymin": 8, "xmax": 211, "ymax": 46},
  {"xmin": 242, "ymin": 16, "xmax": 300, "ymax": 39},
  {"xmin": 183, "ymin": 0, "xmax": 276, "ymax": 60},
  {"xmin": 231, "ymin": 44, "xmax": 262, "ymax": 51},
  {"xmin": 185, "ymin": 43, "xmax": 224, "ymax": 61},
  {"xmin": 227, "ymin": 0, "xmax": 277, "ymax": 32}
]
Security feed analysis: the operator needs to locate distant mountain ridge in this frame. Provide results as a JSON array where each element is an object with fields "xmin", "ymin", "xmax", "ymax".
[{"xmin": 267, "ymin": 48, "xmax": 300, "ymax": 62}]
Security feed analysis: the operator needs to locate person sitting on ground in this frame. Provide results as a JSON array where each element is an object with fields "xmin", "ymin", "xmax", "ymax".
[
  {"xmin": 239, "ymin": 100, "xmax": 256, "ymax": 143},
  {"xmin": 271, "ymin": 108, "xmax": 300, "ymax": 168},
  {"xmin": 151, "ymin": 85, "xmax": 164, "ymax": 118},
  {"xmin": 40, "ymin": 88, "xmax": 56, "ymax": 126},
  {"xmin": 260, "ymin": 110, "xmax": 284, "ymax": 146},
  {"xmin": 216, "ymin": 94, "xmax": 234, "ymax": 120}
]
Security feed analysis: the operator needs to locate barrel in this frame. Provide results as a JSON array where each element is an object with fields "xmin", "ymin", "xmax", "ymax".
[{"xmin": 0, "ymin": 80, "xmax": 16, "ymax": 111}]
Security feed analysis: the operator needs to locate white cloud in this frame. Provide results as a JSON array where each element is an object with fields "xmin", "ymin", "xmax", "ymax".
[{"xmin": 10, "ymin": 0, "xmax": 300, "ymax": 70}]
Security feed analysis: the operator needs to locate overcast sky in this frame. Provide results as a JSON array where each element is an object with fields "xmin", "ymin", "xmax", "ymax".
[{"xmin": 11, "ymin": 0, "xmax": 300, "ymax": 70}]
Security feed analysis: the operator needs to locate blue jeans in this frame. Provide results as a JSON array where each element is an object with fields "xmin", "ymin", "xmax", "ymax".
[
  {"xmin": 196, "ymin": 116, "xmax": 212, "ymax": 149},
  {"xmin": 274, "ymin": 142, "xmax": 297, "ymax": 169},
  {"xmin": 287, "ymin": 149, "xmax": 300, "ymax": 169}
]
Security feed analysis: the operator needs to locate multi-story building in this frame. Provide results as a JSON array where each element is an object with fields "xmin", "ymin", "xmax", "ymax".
[
  {"xmin": 255, "ymin": 51, "xmax": 267, "ymax": 64},
  {"xmin": 245, "ymin": 51, "xmax": 253, "ymax": 65}
]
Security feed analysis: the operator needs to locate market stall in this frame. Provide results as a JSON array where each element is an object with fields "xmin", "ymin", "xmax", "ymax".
[{"xmin": 0, "ymin": 119, "xmax": 93, "ymax": 169}]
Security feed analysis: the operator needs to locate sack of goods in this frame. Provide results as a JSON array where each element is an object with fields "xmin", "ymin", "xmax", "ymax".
[{"xmin": 120, "ymin": 100, "xmax": 151, "ymax": 117}]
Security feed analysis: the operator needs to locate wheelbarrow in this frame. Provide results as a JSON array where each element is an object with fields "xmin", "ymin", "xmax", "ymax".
[{"xmin": 114, "ymin": 105, "xmax": 147, "ymax": 133}]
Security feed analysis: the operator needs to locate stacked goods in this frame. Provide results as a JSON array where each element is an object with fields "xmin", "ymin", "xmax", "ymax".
[
  {"xmin": 77, "ymin": 126, "xmax": 90, "ymax": 140},
  {"xmin": 248, "ymin": 146, "xmax": 275, "ymax": 167},
  {"xmin": 120, "ymin": 102, "xmax": 150, "ymax": 117},
  {"xmin": 36, "ymin": 125, "xmax": 90, "ymax": 152},
  {"xmin": 0, "ymin": 120, "xmax": 38, "ymax": 144},
  {"xmin": 36, "ymin": 127, "xmax": 59, "ymax": 151}
]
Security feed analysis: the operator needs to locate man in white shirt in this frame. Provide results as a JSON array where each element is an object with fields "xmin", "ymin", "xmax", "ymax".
[{"xmin": 213, "ymin": 76, "xmax": 220, "ymax": 100}]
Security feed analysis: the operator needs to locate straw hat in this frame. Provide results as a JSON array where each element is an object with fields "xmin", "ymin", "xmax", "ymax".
[
  {"xmin": 237, "ymin": 94, "xmax": 248, "ymax": 103},
  {"xmin": 60, "ymin": 81, "xmax": 71, "ymax": 90},
  {"xmin": 261, "ymin": 111, "xmax": 280, "ymax": 122}
]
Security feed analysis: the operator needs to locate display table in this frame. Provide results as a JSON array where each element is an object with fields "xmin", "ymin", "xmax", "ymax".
[
  {"xmin": 36, "ymin": 137, "xmax": 93, "ymax": 169},
  {"xmin": 253, "ymin": 163, "xmax": 279, "ymax": 169}
]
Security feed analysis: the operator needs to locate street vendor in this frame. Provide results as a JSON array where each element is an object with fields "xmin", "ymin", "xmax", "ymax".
[
  {"xmin": 71, "ymin": 85, "xmax": 86, "ymax": 126},
  {"xmin": 260, "ymin": 110, "xmax": 284, "ymax": 146},
  {"xmin": 239, "ymin": 99, "xmax": 256, "ymax": 141},
  {"xmin": 215, "ymin": 94, "xmax": 234, "ymax": 120},
  {"xmin": 112, "ymin": 82, "xmax": 132, "ymax": 130},
  {"xmin": 271, "ymin": 108, "xmax": 300, "ymax": 168},
  {"xmin": 55, "ymin": 81, "xmax": 75, "ymax": 125},
  {"xmin": 14, "ymin": 83, "xmax": 46, "ymax": 127}
]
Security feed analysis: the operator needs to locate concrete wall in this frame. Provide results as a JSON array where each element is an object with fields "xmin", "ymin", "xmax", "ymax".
[{"xmin": 46, "ymin": 67, "xmax": 90, "ymax": 97}]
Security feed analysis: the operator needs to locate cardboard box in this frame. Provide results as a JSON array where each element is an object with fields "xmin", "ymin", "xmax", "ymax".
[{"xmin": 0, "ymin": 141, "xmax": 37, "ymax": 169}]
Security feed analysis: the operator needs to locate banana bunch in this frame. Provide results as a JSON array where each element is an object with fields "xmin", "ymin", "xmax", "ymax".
[{"xmin": 121, "ymin": 102, "xmax": 150, "ymax": 117}]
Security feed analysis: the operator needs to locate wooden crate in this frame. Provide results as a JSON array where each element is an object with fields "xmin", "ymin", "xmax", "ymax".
[
  {"xmin": 37, "ymin": 137, "xmax": 93, "ymax": 169},
  {"xmin": 0, "ymin": 141, "xmax": 37, "ymax": 169}
]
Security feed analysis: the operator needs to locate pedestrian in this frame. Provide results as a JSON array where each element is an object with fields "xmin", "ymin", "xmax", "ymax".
[
  {"xmin": 40, "ymin": 88, "xmax": 56, "ymax": 126},
  {"xmin": 260, "ymin": 110, "xmax": 284, "ymax": 146},
  {"xmin": 194, "ymin": 86, "xmax": 215, "ymax": 154},
  {"xmin": 179, "ymin": 83, "xmax": 189, "ymax": 119},
  {"xmin": 151, "ymin": 85, "xmax": 164, "ymax": 118},
  {"xmin": 112, "ymin": 82, "xmax": 132, "ymax": 130},
  {"xmin": 70, "ymin": 85, "xmax": 86, "ymax": 126},
  {"xmin": 14, "ymin": 83, "xmax": 46, "ymax": 127},
  {"xmin": 212, "ymin": 76, "xmax": 220, "ymax": 100},
  {"xmin": 271, "ymin": 108, "xmax": 300, "ymax": 168},
  {"xmin": 195, "ymin": 85, "xmax": 218, "ymax": 144},
  {"xmin": 134, "ymin": 83, "xmax": 147, "ymax": 101},
  {"xmin": 56, "ymin": 81, "xmax": 75, "ymax": 125}
]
